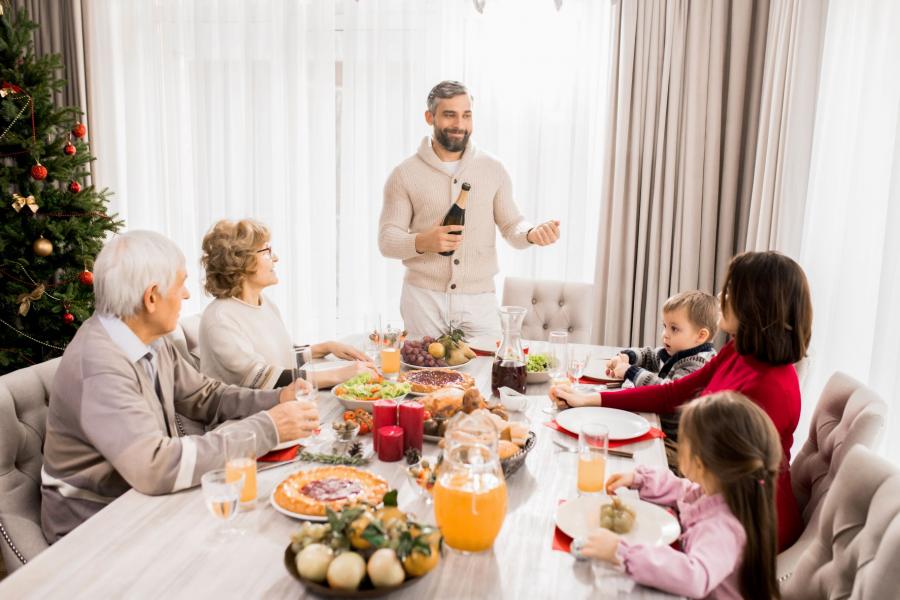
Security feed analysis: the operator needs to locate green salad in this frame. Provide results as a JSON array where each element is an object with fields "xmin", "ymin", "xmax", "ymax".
[
  {"xmin": 335, "ymin": 372, "xmax": 411, "ymax": 401},
  {"xmin": 526, "ymin": 353, "xmax": 552, "ymax": 373}
]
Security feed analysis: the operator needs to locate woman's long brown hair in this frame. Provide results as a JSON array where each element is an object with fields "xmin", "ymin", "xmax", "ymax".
[{"xmin": 679, "ymin": 392, "xmax": 782, "ymax": 600}]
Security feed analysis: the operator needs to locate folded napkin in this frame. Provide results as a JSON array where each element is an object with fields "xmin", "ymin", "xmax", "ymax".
[
  {"xmin": 543, "ymin": 420, "xmax": 665, "ymax": 448},
  {"xmin": 579, "ymin": 374, "xmax": 623, "ymax": 386},
  {"xmin": 259, "ymin": 445, "xmax": 300, "ymax": 463}
]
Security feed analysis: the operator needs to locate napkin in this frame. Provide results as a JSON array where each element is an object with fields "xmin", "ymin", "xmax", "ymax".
[
  {"xmin": 258, "ymin": 445, "xmax": 300, "ymax": 463},
  {"xmin": 543, "ymin": 420, "xmax": 665, "ymax": 448}
]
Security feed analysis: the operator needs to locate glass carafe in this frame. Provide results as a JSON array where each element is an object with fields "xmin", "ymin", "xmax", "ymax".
[
  {"xmin": 491, "ymin": 305, "xmax": 527, "ymax": 395},
  {"xmin": 433, "ymin": 410, "xmax": 508, "ymax": 553}
]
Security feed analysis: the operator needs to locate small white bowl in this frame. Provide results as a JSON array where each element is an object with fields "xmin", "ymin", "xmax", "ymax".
[{"xmin": 499, "ymin": 387, "xmax": 528, "ymax": 412}]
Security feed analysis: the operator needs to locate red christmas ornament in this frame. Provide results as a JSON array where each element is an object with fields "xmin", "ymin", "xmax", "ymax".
[
  {"xmin": 72, "ymin": 122, "xmax": 87, "ymax": 138},
  {"xmin": 64, "ymin": 143, "xmax": 76, "ymax": 156},
  {"xmin": 62, "ymin": 312, "xmax": 75, "ymax": 324},
  {"xmin": 31, "ymin": 163, "xmax": 48, "ymax": 180},
  {"xmin": 79, "ymin": 270, "xmax": 94, "ymax": 286},
  {"xmin": 68, "ymin": 180, "xmax": 82, "ymax": 193}
]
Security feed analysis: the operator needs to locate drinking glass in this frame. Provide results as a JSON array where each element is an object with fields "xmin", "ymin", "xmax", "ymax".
[
  {"xmin": 567, "ymin": 349, "xmax": 592, "ymax": 384},
  {"xmin": 577, "ymin": 422, "xmax": 609, "ymax": 495},
  {"xmin": 202, "ymin": 468, "xmax": 243, "ymax": 528},
  {"xmin": 224, "ymin": 429, "xmax": 257, "ymax": 506},
  {"xmin": 543, "ymin": 330, "xmax": 569, "ymax": 414},
  {"xmin": 293, "ymin": 345, "xmax": 323, "ymax": 446},
  {"xmin": 380, "ymin": 325, "xmax": 402, "ymax": 381}
]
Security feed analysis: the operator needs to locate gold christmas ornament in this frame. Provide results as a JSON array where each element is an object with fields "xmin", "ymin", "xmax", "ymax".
[
  {"xmin": 11, "ymin": 193, "xmax": 38, "ymax": 213},
  {"xmin": 16, "ymin": 284, "xmax": 45, "ymax": 316},
  {"xmin": 33, "ymin": 236, "xmax": 53, "ymax": 257}
]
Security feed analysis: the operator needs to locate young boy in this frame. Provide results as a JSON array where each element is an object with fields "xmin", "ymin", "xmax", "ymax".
[
  {"xmin": 606, "ymin": 290, "xmax": 718, "ymax": 387},
  {"xmin": 606, "ymin": 290, "xmax": 718, "ymax": 468}
]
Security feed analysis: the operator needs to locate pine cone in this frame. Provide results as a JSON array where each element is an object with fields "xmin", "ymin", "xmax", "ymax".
[
  {"xmin": 405, "ymin": 447, "xmax": 421, "ymax": 465},
  {"xmin": 348, "ymin": 441, "xmax": 363, "ymax": 458}
]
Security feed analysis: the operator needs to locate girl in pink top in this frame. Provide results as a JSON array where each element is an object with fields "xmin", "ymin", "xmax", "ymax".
[{"xmin": 576, "ymin": 392, "xmax": 782, "ymax": 600}]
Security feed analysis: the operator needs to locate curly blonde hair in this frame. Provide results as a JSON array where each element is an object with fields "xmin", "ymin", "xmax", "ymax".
[{"xmin": 201, "ymin": 219, "xmax": 270, "ymax": 299}]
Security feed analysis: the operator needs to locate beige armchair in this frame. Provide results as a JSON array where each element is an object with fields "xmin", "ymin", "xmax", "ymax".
[
  {"xmin": 781, "ymin": 445, "xmax": 900, "ymax": 598},
  {"xmin": 777, "ymin": 372, "xmax": 887, "ymax": 582},
  {"xmin": 0, "ymin": 358, "xmax": 59, "ymax": 574},
  {"xmin": 501, "ymin": 277, "xmax": 593, "ymax": 343}
]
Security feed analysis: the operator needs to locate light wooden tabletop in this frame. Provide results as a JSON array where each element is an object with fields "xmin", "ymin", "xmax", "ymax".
[{"xmin": 1, "ymin": 346, "xmax": 680, "ymax": 599}]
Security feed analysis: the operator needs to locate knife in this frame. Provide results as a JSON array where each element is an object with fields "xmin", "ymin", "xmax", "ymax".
[{"xmin": 552, "ymin": 439, "xmax": 633, "ymax": 459}]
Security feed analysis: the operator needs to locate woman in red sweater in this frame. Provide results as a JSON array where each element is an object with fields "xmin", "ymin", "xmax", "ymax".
[{"xmin": 551, "ymin": 251, "xmax": 813, "ymax": 550}]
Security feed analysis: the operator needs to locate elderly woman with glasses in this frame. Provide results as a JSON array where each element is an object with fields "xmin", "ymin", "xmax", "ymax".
[{"xmin": 198, "ymin": 219, "xmax": 372, "ymax": 389}]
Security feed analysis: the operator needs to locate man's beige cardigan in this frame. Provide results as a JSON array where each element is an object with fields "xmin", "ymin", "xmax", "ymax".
[
  {"xmin": 41, "ymin": 315, "xmax": 279, "ymax": 542},
  {"xmin": 379, "ymin": 137, "xmax": 533, "ymax": 294}
]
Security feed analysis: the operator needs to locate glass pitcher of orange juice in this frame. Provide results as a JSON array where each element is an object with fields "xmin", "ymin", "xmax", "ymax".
[{"xmin": 433, "ymin": 410, "xmax": 508, "ymax": 553}]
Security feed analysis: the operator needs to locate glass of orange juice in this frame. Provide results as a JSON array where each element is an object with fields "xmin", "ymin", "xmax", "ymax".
[
  {"xmin": 577, "ymin": 422, "xmax": 608, "ymax": 495},
  {"xmin": 224, "ymin": 429, "xmax": 257, "ymax": 507},
  {"xmin": 380, "ymin": 326, "xmax": 402, "ymax": 381}
]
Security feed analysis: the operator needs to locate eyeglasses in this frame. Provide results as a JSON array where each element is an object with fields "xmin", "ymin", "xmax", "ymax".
[{"xmin": 255, "ymin": 246, "xmax": 273, "ymax": 258}]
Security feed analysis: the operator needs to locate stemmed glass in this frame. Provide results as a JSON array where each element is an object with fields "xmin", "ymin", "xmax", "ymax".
[
  {"xmin": 202, "ymin": 468, "xmax": 244, "ymax": 536},
  {"xmin": 544, "ymin": 330, "xmax": 569, "ymax": 414},
  {"xmin": 363, "ymin": 312, "xmax": 381, "ymax": 362},
  {"xmin": 293, "ymin": 345, "xmax": 323, "ymax": 449},
  {"xmin": 567, "ymin": 349, "xmax": 592, "ymax": 386}
]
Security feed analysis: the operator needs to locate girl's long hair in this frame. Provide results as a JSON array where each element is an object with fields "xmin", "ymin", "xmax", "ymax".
[{"xmin": 679, "ymin": 392, "xmax": 782, "ymax": 600}]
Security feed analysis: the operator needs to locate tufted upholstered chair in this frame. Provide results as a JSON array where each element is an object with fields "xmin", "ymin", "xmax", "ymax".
[
  {"xmin": 777, "ymin": 372, "xmax": 887, "ymax": 582},
  {"xmin": 0, "ymin": 358, "xmax": 59, "ymax": 574},
  {"xmin": 781, "ymin": 445, "xmax": 900, "ymax": 598},
  {"xmin": 501, "ymin": 277, "xmax": 593, "ymax": 343}
]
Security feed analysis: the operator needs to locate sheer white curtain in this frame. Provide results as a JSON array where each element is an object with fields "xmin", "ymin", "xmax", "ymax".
[
  {"xmin": 338, "ymin": 0, "xmax": 611, "ymax": 328},
  {"xmin": 84, "ymin": 0, "xmax": 336, "ymax": 342},
  {"xmin": 84, "ymin": 0, "xmax": 611, "ymax": 341},
  {"xmin": 799, "ymin": 0, "xmax": 900, "ymax": 462}
]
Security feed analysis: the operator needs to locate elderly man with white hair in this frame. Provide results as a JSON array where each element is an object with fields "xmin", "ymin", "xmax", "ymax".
[{"xmin": 41, "ymin": 230, "xmax": 318, "ymax": 542}]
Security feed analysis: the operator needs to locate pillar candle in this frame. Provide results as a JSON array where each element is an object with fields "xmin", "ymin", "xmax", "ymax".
[
  {"xmin": 372, "ymin": 399, "xmax": 398, "ymax": 452},
  {"xmin": 377, "ymin": 426, "xmax": 404, "ymax": 462},
  {"xmin": 398, "ymin": 400, "xmax": 424, "ymax": 452}
]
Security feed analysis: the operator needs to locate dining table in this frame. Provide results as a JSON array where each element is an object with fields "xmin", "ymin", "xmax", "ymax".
[{"xmin": 0, "ymin": 343, "xmax": 681, "ymax": 599}]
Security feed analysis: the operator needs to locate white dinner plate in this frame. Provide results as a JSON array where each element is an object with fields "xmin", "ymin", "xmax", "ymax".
[
  {"xmin": 304, "ymin": 360, "xmax": 352, "ymax": 372},
  {"xmin": 555, "ymin": 494, "xmax": 680, "ymax": 545},
  {"xmin": 555, "ymin": 406, "xmax": 650, "ymax": 440},
  {"xmin": 269, "ymin": 487, "xmax": 328, "ymax": 522}
]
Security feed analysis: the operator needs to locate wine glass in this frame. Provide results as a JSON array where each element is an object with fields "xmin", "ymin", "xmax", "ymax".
[
  {"xmin": 202, "ymin": 468, "xmax": 244, "ymax": 536},
  {"xmin": 567, "ymin": 349, "xmax": 592, "ymax": 386},
  {"xmin": 363, "ymin": 312, "xmax": 381, "ymax": 362},
  {"xmin": 293, "ymin": 345, "xmax": 324, "ymax": 449},
  {"xmin": 543, "ymin": 330, "xmax": 569, "ymax": 414}
]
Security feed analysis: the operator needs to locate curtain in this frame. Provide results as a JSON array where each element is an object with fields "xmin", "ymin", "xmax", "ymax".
[
  {"xmin": 84, "ymin": 0, "xmax": 337, "ymax": 343},
  {"xmin": 744, "ymin": 0, "xmax": 827, "ymax": 256},
  {"xmin": 11, "ymin": 0, "xmax": 87, "ymax": 112},
  {"xmin": 592, "ymin": 0, "xmax": 770, "ymax": 347},
  {"xmin": 798, "ymin": 0, "xmax": 900, "ymax": 461},
  {"xmin": 338, "ymin": 0, "xmax": 611, "ymax": 328}
]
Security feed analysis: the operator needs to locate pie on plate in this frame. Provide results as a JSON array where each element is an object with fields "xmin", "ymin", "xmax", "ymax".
[
  {"xmin": 272, "ymin": 466, "xmax": 389, "ymax": 518},
  {"xmin": 399, "ymin": 369, "xmax": 475, "ymax": 394}
]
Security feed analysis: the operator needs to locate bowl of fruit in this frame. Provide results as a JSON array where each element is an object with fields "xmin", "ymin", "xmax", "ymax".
[
  {"xmin": 285, "ymin": 490, "xmax": 442, "ymax": 597},
  {"xmin": 400, "ymin": 328, "xmax": 476, "ymax": 370}
]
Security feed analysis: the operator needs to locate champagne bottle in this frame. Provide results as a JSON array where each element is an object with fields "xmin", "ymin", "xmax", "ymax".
[{"xmin": 439, "ymin": 182, "xmax": 471, "ymax": 257}]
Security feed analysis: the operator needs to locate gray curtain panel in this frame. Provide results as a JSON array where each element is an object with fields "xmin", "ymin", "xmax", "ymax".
[
  {"xmin": 10, "ymin": 0, "xmax": 87, "ymax": 113},
  {"xmin": 593, "ymin": 0, "xmax": 825, "ymax": 348}
]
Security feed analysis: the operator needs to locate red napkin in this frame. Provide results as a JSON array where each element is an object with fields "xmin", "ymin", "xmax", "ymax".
[
  {"xmin": 552, "ymin": 499, "xmax": 573, "ymax": 553},
  {"xmin": 579, "ymin": 375, "xmax": 623, "ymax": 386},
  {"xmin": 471, "ymin": 341, "xmax": 529, "ymax": 357},
  {"xmin": 259, "ymin": 445, "xmax": 300, "ymax": 463},
  {"xmin": 543, "ymin": 420, "xmax": 665, "ymax": 448}
]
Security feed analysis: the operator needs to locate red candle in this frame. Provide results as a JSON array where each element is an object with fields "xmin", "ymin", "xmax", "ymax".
[
  {"xmin": 377, "ymin": 426, "xmax": 404, "ymax": 462},
  {"xmin": 372, "ymin": 399, "xmax": 398, "ymax": 452},
  {"xmin": 398, "ymin": 400, "xmax": 424, "ymax": 452}
]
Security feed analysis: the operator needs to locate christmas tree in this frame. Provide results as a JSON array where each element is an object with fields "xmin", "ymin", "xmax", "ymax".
[{"xmin": 0, "ymin": 8, "xmax": 121, "ymax": 373}]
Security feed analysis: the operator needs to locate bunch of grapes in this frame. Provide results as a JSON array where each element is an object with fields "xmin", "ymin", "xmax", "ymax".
[{"xmin": 401, "ymin": 337, "xmax": 448, "ymax": 368}]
